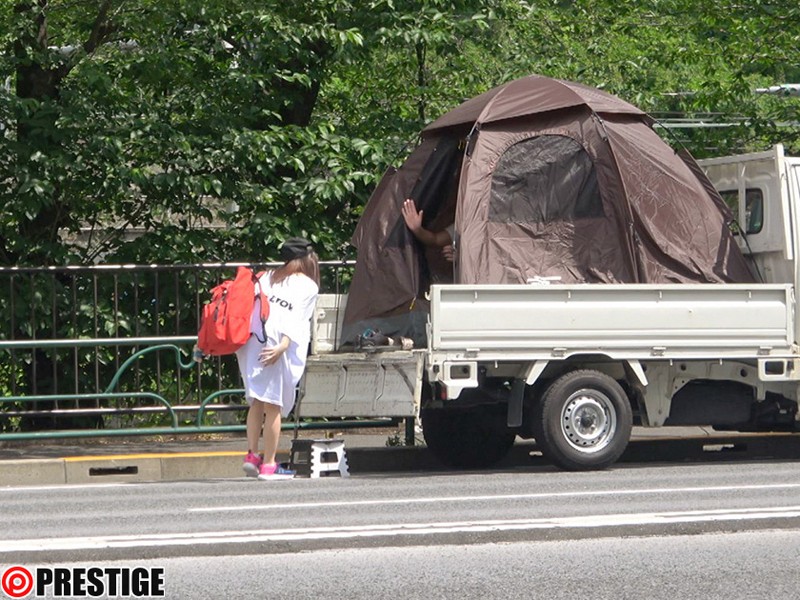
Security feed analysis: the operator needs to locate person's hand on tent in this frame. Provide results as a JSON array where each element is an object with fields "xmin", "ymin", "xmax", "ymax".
[
  {"xmin": 401, "ymin": 198, "xmax": 424, "ymax": 234},
  {"xmin": 402, "ymin": 198, "xmax": 453, "ymax": 250}
]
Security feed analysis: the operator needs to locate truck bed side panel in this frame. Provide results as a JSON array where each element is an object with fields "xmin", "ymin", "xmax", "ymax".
[
  {"xmin": 298, "ymin": 351, "xmax": 423, "ymax": 417},
  {"xmin": 430, "ymin": 284, "xmax": 795, "ymax": 360}
]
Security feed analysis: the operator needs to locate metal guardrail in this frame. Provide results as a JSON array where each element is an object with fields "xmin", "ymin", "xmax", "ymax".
[
  {"xmin": 0, "ymin": 261, "xmax": 408, "ymax": 442},
  {"xmin": 0, "ymin": 341, "xmax": 398, "ymax": 440}
]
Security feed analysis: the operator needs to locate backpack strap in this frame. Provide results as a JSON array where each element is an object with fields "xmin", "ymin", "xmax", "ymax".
[
  {"xmin": 255, "ymin": 270, "xmax": 270, "ymax": 323},
  {"xmin": 251, "ymin": 270, "xmax": 271, "ymax": 344}
]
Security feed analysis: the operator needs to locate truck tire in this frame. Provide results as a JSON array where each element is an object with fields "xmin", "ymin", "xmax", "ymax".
[
  {"xmin": 421, "ymin": 406, "xmax": 516, "ymax": 468},
  {"xmin": 533, "ymin": 369, "xmax": 632, "ymax": 471}
]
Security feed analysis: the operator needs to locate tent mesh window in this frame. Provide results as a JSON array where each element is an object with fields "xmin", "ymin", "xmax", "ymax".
[{"xmin": 489, "ymin": 135, "xmax": 603, "ymax": 223}]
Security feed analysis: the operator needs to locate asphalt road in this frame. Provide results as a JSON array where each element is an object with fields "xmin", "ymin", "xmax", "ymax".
[
  {"xmin": 2, "ymin": 455, "xmax": 800, "ymax": 562},
  {"xmin": 37, "ymin": 530, "xmax": 797, "ymax": 600},
  {"xmin": 3, "ymin": 432, "xmax": 800, "ymax": 600}
]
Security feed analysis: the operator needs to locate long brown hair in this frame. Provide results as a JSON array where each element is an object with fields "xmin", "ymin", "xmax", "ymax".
[{"xmin": 270, "ymin": 251, "xmax": 320, "ymax": 287}]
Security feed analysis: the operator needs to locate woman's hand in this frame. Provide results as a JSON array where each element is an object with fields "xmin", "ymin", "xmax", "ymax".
[
  {"xmin": 258, "ymin": 336, "xmax": 291, "ymax": 366},
  {"xmin": 192, "ymin": 344, "xmax": 204, "ymax": 364}
]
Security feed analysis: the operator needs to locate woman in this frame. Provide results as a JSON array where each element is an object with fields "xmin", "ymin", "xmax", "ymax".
[{"xmin": 238, "ymin": 237, "xmax": 319, "ymax": 480}]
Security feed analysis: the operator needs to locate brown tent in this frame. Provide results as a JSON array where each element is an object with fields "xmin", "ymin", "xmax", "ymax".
[{"xmin": 341, "ymin": 75, "xmax": 755, "ymax": 348}]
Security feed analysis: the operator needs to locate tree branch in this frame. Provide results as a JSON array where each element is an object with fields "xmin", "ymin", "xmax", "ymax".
[{"xmin": 83, "ymin": 0, "xmax": 115, "ymax": 56}]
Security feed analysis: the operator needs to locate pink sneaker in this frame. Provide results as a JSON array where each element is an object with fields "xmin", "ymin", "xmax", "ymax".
[
  {"xmin": 257, "ymin": 462, "xmax": 296, "ymax": 481},
  {"xmin": 242, "ymin": 452, "xmax": 262, "ymax": 477}
]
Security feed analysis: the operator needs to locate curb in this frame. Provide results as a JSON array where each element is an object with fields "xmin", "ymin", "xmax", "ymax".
[
  {"xmin": 2, "ymin": 430, "xmax": 794, "ymax": 487},
  {"xmin": 0, "ymin": 445, "xmax": 439, "ymax": 487},
  {"xmin": 0, "ymin": 452, "xmax": 247, "ymax": 487}
]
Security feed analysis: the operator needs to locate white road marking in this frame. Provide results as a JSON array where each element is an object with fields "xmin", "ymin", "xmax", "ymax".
[
  {"xmin": 2, "ymin": 506, "xmax": 800, "ymax": 552},
  {"xmin": 188, "ymin": 483, "xmax": 800, "ymax": 513}
]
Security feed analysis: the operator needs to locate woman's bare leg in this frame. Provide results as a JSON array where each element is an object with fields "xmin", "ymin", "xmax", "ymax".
[
  {"xmin": 261, "ymin": 402, "xmax": 282, "ymax": 465},
  {"xmin": 246, "ymin": 401, "xmax": 265, "ymax": 455}
]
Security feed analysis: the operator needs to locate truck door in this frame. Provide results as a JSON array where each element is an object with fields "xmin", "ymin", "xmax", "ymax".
[{"xmin": 699, "ymin": 144, "xmax": 795, "ymax": 286}]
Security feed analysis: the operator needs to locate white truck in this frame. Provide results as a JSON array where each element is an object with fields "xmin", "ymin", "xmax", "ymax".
[{"xmin": 298, "ymin": 145, "xmax": 800, "ymax": 471}]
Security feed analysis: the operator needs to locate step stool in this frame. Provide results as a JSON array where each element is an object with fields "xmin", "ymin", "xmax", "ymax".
[{"xmin": 290, "ymin": 438, "xmax": 350, "ymax": 478}]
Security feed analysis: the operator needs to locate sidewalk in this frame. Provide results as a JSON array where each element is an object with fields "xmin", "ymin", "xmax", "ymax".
[
  {"xmin": 0, "ymin": 428, "xmax": 441, "ymax": 486},
  {"xmin": 0, "ymin": 426, "xmax": 777, "ymax": 487}
]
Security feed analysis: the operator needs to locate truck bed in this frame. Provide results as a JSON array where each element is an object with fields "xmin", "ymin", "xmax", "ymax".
[
  {"xmin": 429, "ymin": 283, "xmax": 796, "ymax": 361},
  {"xmin": 297, "ymin": 294, "xmax": 423, "ymax": 418}
]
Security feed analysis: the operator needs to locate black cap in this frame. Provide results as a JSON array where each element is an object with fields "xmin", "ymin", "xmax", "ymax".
[{"xmin": 279, "ymin": 237, "xmax": 313, "ymax": 262}]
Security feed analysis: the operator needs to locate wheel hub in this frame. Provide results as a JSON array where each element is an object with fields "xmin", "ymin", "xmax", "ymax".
[{"xmin": 561, "ymin": 390, "xmax": 617, "ymax": 453}]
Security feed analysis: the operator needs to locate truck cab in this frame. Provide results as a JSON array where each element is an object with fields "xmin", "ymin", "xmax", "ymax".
[{"xmin": 700, "ymin": 144, "xmax": 800, "ymax": 307}]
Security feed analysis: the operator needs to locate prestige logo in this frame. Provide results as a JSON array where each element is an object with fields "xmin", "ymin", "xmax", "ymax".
[
  {"xmin": 1, "ymin": 566, "xmax": 165, "ymax": 598},
  {"xmin": 1, "ymin": 568, "xmax": 32, "ymax": 599}
]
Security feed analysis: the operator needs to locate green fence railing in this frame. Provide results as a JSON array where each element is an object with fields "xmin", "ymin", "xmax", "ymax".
[
  {"xmin": 0, "ymin": 338, "xmax": 402, "ymax": 441},
  {"xmin": 0, "ymin": 260, "xmax": 412, "ymax": 443}
]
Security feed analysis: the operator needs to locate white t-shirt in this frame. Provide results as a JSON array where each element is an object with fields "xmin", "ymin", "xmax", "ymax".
[{"xmin": 236, "ymin": 272, "xmax": 319, "ymax": 416}]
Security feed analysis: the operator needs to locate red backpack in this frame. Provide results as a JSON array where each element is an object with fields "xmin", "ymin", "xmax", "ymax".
[{"xmin": 197, "ymin": 267, "xmax": 269, "ymax": 356}]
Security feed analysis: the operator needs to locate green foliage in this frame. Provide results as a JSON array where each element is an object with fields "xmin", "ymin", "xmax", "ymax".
[
  {"xmin": 4, "ymin": 0, "xmax": 796, "ymax": 268},
  {"xmin": 2, "ymin": 0, "xmax": 799, "ymax": 431}
]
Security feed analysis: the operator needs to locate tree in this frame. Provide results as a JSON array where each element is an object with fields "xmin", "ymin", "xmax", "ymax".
[
  {"xmin": 0, "ymin": 0, "xmax": 500, "ymax": 268},
  {"xmin": 1, "ymin": 0, "xmax": 501, "ymax": 430},
  {"xmin": 484, "ymin": 0, "xmax": 800, "ymax": 156},
  {"xmin": 3, "ymin": 0, "xmax": 799, "ymax": 431},
  {"xmin": 2, "ymin": 0, "xmax": 798, "ymax": 267}
]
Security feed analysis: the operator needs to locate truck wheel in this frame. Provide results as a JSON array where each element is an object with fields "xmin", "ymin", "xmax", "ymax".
[
  {"xmin": 421, "ymin": 406, "xmax": 516, "ymax": 468},
  {"xmin": 534, "ymin": 369, "xmax": 632, "ymax": 471}
]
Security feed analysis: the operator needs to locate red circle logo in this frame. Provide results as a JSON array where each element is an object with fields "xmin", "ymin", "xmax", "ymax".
[{"xmin": 1, "ymin": 567, "xmax": 33, "ymax": 598}]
